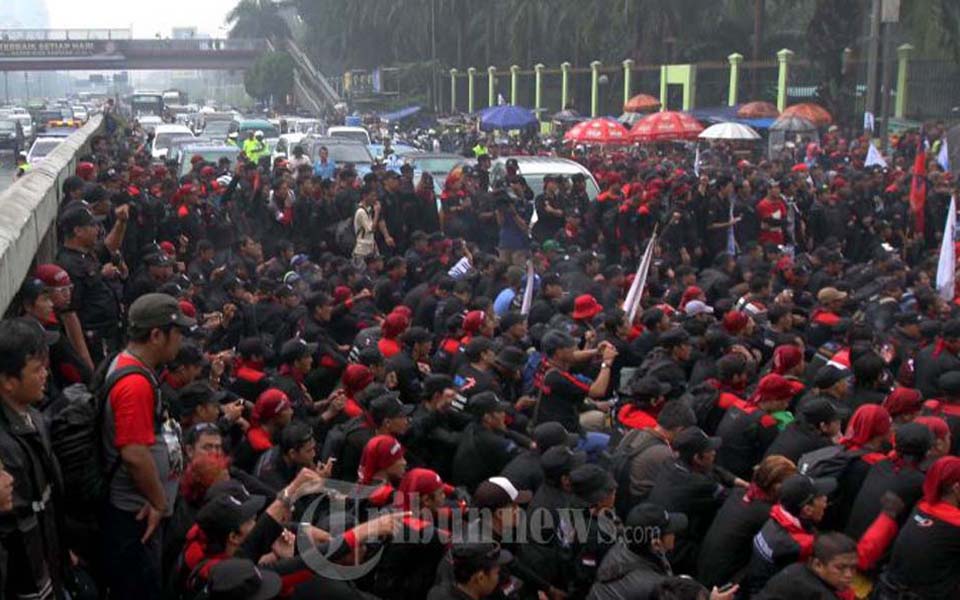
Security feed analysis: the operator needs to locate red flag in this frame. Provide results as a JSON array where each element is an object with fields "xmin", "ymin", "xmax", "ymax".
[{"xmin": 910, "ymin": 143, "xmax": 927, "ymax": 235}]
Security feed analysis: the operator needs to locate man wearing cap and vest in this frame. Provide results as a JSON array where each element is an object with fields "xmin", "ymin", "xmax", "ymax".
[{"xmin": 101, "ymin": 293, "xmax": 195, "ymax": 600}]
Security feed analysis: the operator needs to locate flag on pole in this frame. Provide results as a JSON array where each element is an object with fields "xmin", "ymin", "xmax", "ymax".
[
  {"xmin": 693, "ymin": 144, "xmax": 701, "ymax": 177},
  {"xmin": 726, "ymin": 195, "xmax": 738, "ymax": 256},
  {"xmin": 937, "ymin": 195, "xmax": 957, "ymax": 301},
  {"xmin": 910, "ymin": 135, "xmax": 928, "ymax": 235},
  {"xmin": 624, "ymin": 233, "xmax": 657, "ymax": 323},
  {"xmin": 938, "ymin": 138, "xmax": 950, "ymax": 173},
  {"xmin": 865, "ymin": 142, "xmax": 887, "ymax": 169},
  {"xmin": 520, "ymin": 259, "xmax": 535, "ymax": 315}
]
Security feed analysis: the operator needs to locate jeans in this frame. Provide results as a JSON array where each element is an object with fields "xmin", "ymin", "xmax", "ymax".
[
  {"xmin": 100, "ymin": 503, "xmax": 162, "ymax": 600},
  {"xmin": 576, "ymin": 431, "xmax": 610, "ymax": 462}
]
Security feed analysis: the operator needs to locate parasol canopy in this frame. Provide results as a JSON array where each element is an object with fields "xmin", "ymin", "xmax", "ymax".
[
  {"xmin": 770, "ymin": 115, "xmax": 817, "ymax": 132},
  {"xmin": 630, "ymin": 110, "xmax": 703, "ymax": 142},
  {"xmin": 564, "ymin": 118, "xmax": 632, "ymax": 144},
  {"xmin": 623, "ymin": 93, "xmax": 661, "ymax": 113},
  {"xmin": 479, "ymin": 105, "xmax": 538, "ymax": 131},
  {"xmin": 737, "ymin": 101, "xmax": 780, "ymax": 119},
  {"xmin": 552, "ymin": 108, "xmax": 584, "ymax": 123},
  {"xmin": 781, "ymin": 103, "xmax": 832, "ymax": 127},
  {"xmin": 699, "ymin": 122, "xmax": 761, "ymax": 141}
]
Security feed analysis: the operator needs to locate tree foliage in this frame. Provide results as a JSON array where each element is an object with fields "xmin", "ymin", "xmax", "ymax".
[
  {"xmin": 226, "ymin": 0, "xmax": 289, "ymax": 39},
  {"xmin": 244, "ymin": 51, "xmax": 295, "ymax": 104}
]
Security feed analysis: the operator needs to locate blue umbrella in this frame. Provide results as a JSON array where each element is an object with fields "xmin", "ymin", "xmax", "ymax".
[{"xmin": 479, "ymin": 105, "xmax": 538, "ymax": 131}]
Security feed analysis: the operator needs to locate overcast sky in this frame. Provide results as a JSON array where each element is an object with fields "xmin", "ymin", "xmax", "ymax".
[{"xmin": 44, "ymin": 0, "xmax": 240, "ymax": 38}]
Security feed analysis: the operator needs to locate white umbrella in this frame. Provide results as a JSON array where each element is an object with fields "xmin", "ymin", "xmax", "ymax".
[
  {"xmin": 618, "ymin": 112, "xmax": 643, "ymax": 126},
  {"xmin": 698, "ymin": 122, "xmax": 761, "ymax": 141}
]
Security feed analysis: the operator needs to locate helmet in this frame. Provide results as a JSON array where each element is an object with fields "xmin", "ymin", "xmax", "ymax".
[{"xmin": 255, "ymin": 130, "xmax": 264, "ymax": 138}]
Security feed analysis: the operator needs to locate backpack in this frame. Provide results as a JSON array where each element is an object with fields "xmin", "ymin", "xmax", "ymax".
[
  {"xmin": 49, "ymin": 363, "xmax": 156, "ymax": 512},
  {"xmin": 611, "ymin": 429, "xmax": 665, "ymax": 519},
  {"xmin": 334, "ymin": 216, "xmax": 356, "ymax": 255},
  {"xmin": 320, "ymin": 417, "xmax": 364, "ymax": 480},
  {"xmin": 797, "ymin": 444, "xmax": 846, "ymax": 477},
  {"xmin": 679, "ymin": 382, "xmax": 722, "ymax": 434}
]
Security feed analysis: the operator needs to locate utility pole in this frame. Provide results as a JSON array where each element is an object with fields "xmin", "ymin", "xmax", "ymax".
[
  {"xmin": 864, "ymin": 0, "xmax": 881, "ymax": 132},
  {"xmin": 3, "ymin": 72, "xmax": 8, "ymax": 104},
  {"xmin": 431, "ymin": 0, "xmax": 438, "ymax": 113},
  {"xmin": 878, "ymin": 0, "xmax": 900, "ymax": 152}
]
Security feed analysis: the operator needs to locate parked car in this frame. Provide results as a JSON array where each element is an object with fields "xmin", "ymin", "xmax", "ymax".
[
  {"xmin": 177, "ymin": 144, "xmax": 241, "ymax": 178},
  {"xmin": 271, "ymin": 133, "xmax": 308, "ymax": 163},
  {"xmin": 25, "ymin": 136, "xmax": 63, "ymax": 166},
  {"xmin": 0, "ymin": 119, "xmax": 25, "ymax": 153},
  {"xmin": 151, "ymin": 124, "xmax": 195, "ymax": 160},
  {"xmin": 398, "ymin": 152, "xmax": 475, "ymax": 194},
  {"xmin": 327, "ymin": 125, "xmax": 371, "ymax": 145},
  {"xmin": 490, "ymin": 156, "xmax": 600, "ymax": 200},
  {"xmin": 303, "ymin": 136, "xmax": 375, "ymax": 177}
]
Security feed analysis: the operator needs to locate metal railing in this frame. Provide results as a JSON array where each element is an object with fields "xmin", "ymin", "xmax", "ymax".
[{"xmin": 0, "ymin": 29, "xmax": 132, "ymax": 40}]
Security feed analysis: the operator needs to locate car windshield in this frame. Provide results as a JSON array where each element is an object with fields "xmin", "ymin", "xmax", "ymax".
[
  {"xmin": 240, "ymin": 124, "xmax": 279, "ymax": 138},
  {"xmin": 412, "ymin": 157, "xmax": 461, "ymax": 175},
  {"xmin": 323, "ymin": 143, "xmax": 373, "ymax": 164},
  {"xmin": 204, "ymin": 121, "xmax": 233, "ymax": 135},
  {"xmin": 179, "ymin": 150, "xmax": 238, "ymax": 176},
  {"xmin": 31, "ymin": 140, "xmax": 61, "ymax": 157},
  {"xmin": 329, "ymin": 130, "xmax": 369, "ymax": 144},
  {"xmin": 155, "ymin": 132, "xmax": 193, "ymax": 150}
]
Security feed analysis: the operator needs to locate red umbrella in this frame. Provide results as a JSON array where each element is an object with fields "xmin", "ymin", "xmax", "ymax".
[
  {"xmin": 564, "ymin": 118, "xmax": 631, "ymax": 145},
  {"xmin": 782, "ymin": 103, "xmax": 832, "ymax": 127},
  {"xmin": 630, "ymin": 111, "xmax": 703, "ymax": 142},
  {"xmin": 623, "ymin": 93, "xmax": 661, "ymax": 113},
  {"xmin": 737, "ymin": 101, "xmax": 780, "ymax": 119}
]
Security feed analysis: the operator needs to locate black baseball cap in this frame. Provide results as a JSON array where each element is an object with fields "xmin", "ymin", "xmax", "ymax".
[
  {"xmin": 400, "ymin": 326, "xmax": 432, "ymax": 345},
  {"xmin": 207, "ymin": 559, "xmax": 281, "ymax": 600},
  {"xmin": 799, "ymin": 398, "xmax": 840, "ymax": 427},
  {"xmin": 178, "ymin": 382, "xmax": 218, "ymax": 415},
  {"xmin": 58, "ymin": 206, "xmax": 96, "ymax": 231},
  {"xmin": 279, "ymin": 338, "xmax": 318, "ymax": 364},
  {"xmin": 540, "ymin": 446, "xmax": 586, "ymax": 481},
  {"xmin": 196, "ymin": 493, "xmax": 266, "ymax": 539},
  {"xmin": 621, "ymin": 376, "xmax": 671, "ymax": 401},
  {"xmin": 423, "ymin": 374, "xmax": 454, "ymax": 399},
  {"xmin": 472, "ymin": 476, "xmax": 532, "ymax": 509},
  {"xmin": 495, "ymin": 346, "xmax": 526, "ymax": 372},
  {"xmin": 658, "ymin": 328, "xmax": 691, "ymax": 348},
  {"xmin": 532, "ymin": 422, "xmax": 579, "ymax": 450},
  {"xmin": 237, "ymin": 337, "xmax": 266, "ymax": 359},
  {"xmin": 467, "ymin": 391, "xmax": 512, "ymax": 417},
  {"xmin": 450, "ymin": 541, "xmax": 513, "ymax": 573},
  {"xmin": 673, "ymin": 427, "xmax": 721, "ymax": 461},
  {"xmin": 357, "ymin": 346, "xmax": 384, "ymax": 366},
  {"xmin": 779, "ymin": 474, "xmax": 836, "ymax": 514},
  {"xmin": 464, "ymin": 337, "xmax": 495, "ymax": 361},
  {"xmin": 369, "ymin": 393, "xmax": 415, "ymax": 425},
  {"xmin": 625, "ymin": 503, "xmax": 689, "ymax": 535},
  {"xmin": 570, "ymin": 464, "xmax": 617, "ymax": 505},
  {"xmin": 128, "ymin": 293, "xmax": 197, "ymax": 331},
  {"xmin": 813, "ymin": 365, "xmax": 850, "ymax": 389}
]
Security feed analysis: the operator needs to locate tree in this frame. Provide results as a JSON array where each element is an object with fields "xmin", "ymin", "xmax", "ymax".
[
  {"xmin": 226, "ymin": 0, "xmax": 289, "ymax": 39},
  {"xmin": 244, "ymin": 51, "xmax": 295, "ymax": 105}
]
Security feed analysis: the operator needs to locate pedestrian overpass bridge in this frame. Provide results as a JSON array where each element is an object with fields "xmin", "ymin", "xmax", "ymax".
[{"xmin": 0, "ymin": 36, "xmax": 265, "ymax": 71}]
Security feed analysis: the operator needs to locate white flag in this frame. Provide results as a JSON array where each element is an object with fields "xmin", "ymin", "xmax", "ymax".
[
  {"xmin": 938, "ymin": 138, "xmax": 950, "ymax": 172},
  {"xmin": 863, "ymin": 111, "xmax": 875, "ymax": 133},
  {"xmin": 520, "ymin": 260, "xmax": 535, "ymax": 315},
  {"xmin": 693, "ymin": 144, "xmax": 701, "ymax": 177},
  {"xmin": 936, "ymin": 195, "xmax": 957, "ymax": 301},
  {"xmin": 865, "ymin": 142, "xmax": 887, "ymax": 169},
  {"xmin": 623, "ymin": 234, "xmax": 657, "ymax": 323}
]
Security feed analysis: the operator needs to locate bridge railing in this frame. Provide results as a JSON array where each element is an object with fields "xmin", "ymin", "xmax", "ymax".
[
  {"xmin": 0, "ymin": 28, "xmax": 132, "ymax": 40},
  {"xmin": 120, "ymin": 39, "xmax": 267, "ymax": 52},
  {"xmin": 0, "ymin": 116, "xmax": 104, "ymax": 315}
]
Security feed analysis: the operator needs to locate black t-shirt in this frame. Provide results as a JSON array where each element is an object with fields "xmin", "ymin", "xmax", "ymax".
[
  {"xmin": 56, "ymin": 245, "xmax": 121, "ymax": 330},
  {"xmin": 538, "ymin": 369, "xmax": 590, "ymax": 433}
]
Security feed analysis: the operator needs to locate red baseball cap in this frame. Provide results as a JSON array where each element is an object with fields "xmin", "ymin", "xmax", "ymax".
[
  {"xmin": 76, "ymin": 161, "xmax": 96, "ymax": 181},
  {"xmin": 35, "ymin": 264, "xmax": 71, "ymax": 288},
  {"xmin": 159, "ymin": 241, "xmax": 176, "ymax": 256},
  {"xmin": 722, "ymin": 310, "xmax": 749, "ymax": 334},
  {"xmin": 572, "ymin": 294, "xmax": 602, "ymax": 320},
  {"xmin": 178, "ymin": 300, "xmax": 197, "ymax": 319},
  {"xmin": 252, "ymin": 389, "xmax": 291, "ymax": 423},
  {"xmin": 396, "ymin": 468, "xmax": 452, "ymax": 509},
  {"xmin": 751, "ymin": 373, "xmax": 804, "ymax": 404},
  {"xmin": 463, "ymin": 310, "xmax": 486, "ymax": 335}
]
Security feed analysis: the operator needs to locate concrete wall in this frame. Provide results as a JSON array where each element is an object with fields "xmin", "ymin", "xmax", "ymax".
[{"xmin": 0, "ymin": 115, "xmax": 104, "ymax": 315}]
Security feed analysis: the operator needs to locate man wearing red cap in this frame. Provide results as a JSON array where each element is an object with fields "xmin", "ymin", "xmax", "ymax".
[
  {"xmin": 716, "ymin": 374, "xmax": 804, "ymax": 480},
  {"xmin": 877, "ymin": 456, "xmax": 960, "ymax": 599},
  {"xmin": 232, "ymin": 389, "xmax": 293, "ymax": 473}
]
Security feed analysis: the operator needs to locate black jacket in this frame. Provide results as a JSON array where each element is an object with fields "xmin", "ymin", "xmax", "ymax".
[
  {"xmin": 500, "ymin": 450, "xmax": 544, "ymax": 495},
  {"xmin": 758, "ymin": 562, "xmax": 846, "ymax": 600},
  {"xmin": 451, "ymin": 423, "xmax": 526, "ymax": 493},
  {"xmin": 845, "ymin": 458, "xmax": 925, "ymax": 540},
  {"xmin": 715, "ymin": 404, "xmax": 781, "ymax": 480},
  {"xmin": 586, "ymin": 540, "xmax": 672, "ymax": 600},
  {"xmin": 914, "ymin": 344, "xmax": 960, "ymax": 399},
  {"xmin": 881, "ymin": 501, "xmax": 960, "ymax": 600},
  {"xmin": 647, "ymin": 460, "xmax": 729, "ymax": 575},
  {"xmin": 697, "ymin": 488, "xmax": 773, "ymax": 588},
  {"xmin": 0, "ymin": 403, "xmax": 65, "ymax": 599},
  {"xmin": 764, "ymin": 422, "xmax": 833, "ymax": 464}
]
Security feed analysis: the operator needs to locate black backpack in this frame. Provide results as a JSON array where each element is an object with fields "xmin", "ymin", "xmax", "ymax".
[
  {"xmin": 334, "ymin": 215, "xmax": 356, "ymax": 254},
  {"xmin": 679, "ymin": 382, "xmax": 723, "ymax": 435},
  {"xmin": 797, "ymin": 444, "xmax": 847, "ymax": 478},
  {"xmin": 611, "ymin": 430, "xmax": 665, "ymax": 519},
  {"xmin": 50, "ymin": 361, "xmax": 156, "ymax": 512}
]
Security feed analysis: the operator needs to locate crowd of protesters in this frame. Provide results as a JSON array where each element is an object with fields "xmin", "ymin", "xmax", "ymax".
[{"xmin": 0, "ymin": 99, "xmax": 959, "ymax": 600}]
